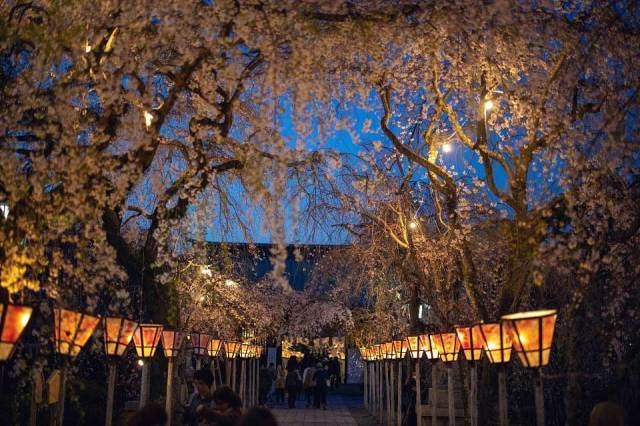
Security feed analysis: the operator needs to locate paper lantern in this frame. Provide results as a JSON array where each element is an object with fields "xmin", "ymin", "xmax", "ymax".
[
  {"xmin": 161, "ymin": 330, "xmax": 185, "ymax": 358},
  {"xmin": 477, "ymin": 322, "xmax": 512, "ymax": 363},
  {"xmin": 430, "ymin": 332, "xmax": 460, "ymax": 362},
  {"xmin": 103, "ymin": 317, "xmax": 138, "ymax": 357},
  {"xmin": 419, "ymin": 334, "xmax": 439, "ymax": 360},
  {"xmin": 392, "ymin": 339, "xmax": 408, "ymax": 359},
  {"xmin": 191, "ymin": 333, "xmax": 211, "ymax": 357},
  {"xmin": 239, "ymin": 343, "xmax": 252, "ymax": 358},
  {"xmin": 454, "ymin": 324, "xmax": 484, "ymax": 362},
  {"xmin": 54, "ymin": 308, "xmax": 100, "ymax": 357},
  {"xmin": 383, "ymin": 341, "xmax": 396, "ymax": 359},
  {"xmin": 501, "ymin": 310, "xmax": 557, "ymax": 368},
  {"xmin": 208, "ymin": 338, "xmax": 223, "ymax": 357},
  {"xmin": 406, "ymin": 336, "xmax": 422, "ymax": 359},
  {"xmin": 224, "ymin": 340, "xmax": 241, "ymax": 359},
  {"xmin": 0, "ymin": 304, "xmax": 33, "ymax": 361},
  {"xmin": 132, "ymin": 324, "xmax": 163, "ymax": 358}
]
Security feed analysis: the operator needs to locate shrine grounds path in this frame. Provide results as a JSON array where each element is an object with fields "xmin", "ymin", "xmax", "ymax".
[{"xmin": 272, "ymin": 389, "xmax": 377, "ymax": 426}]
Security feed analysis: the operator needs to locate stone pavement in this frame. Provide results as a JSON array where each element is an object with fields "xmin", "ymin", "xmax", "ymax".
[{"xmin": 272, "ymin": 392, "xmax": 378, "ymax": 426}]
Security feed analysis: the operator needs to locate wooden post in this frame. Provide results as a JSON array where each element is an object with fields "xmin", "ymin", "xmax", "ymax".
[
  {"xmin": 415, "ymin": 360, "xmax": 421, "ymax": 426},
  {"xmin": 533, "ymin": 370, "xmax": 544, "ymax": 426},
  {"xmin": 498, "ymin": 366, "xmax": 508, "ymax": 426},
  {"xmin": 379, "ymin": 361, "xmax": 384, "ymax": 423},
  {"xmin": 195, "ymin": 357, "xmax": 202, "ymax": 371},
  {"xmin": 231, "ymin": 358, "xmax": 236, "ymax": 392},
  {"xmin": 105, "ymin": 362, "xmax": 117, "ymax": 426},
  {"xmin": 225, "ymin": 359, "xmax": 231, "ymax": 386},
  {"xmin": 387, "ymin": 362, "xmax": 393, "ymax": 426},
  {"xmin": 447, "ymin": 365, "xmax": 455, "ymax": 426},
  {"xmin": 397, "ymin": 360, "xmax": 402, "ymax": 426},
  {"xmin": 58, "ymin": 368, "xmax": 67, "ymax": 426},
  {"xmin": 431, "ymin": 363, "xmax": 437, "ymax": 426},
  {"xmin": 165, "ymin": 358, "xmax": 175, "ymax": 426},
  {"xmin": 470, "ymin": 364, "xmax": 478, "ymax": 426},
  {"xmin": 240, "ymin": 359, "xmax": 246, "ymax": 407},
  {"xmin": 140, "ymin": 362, "xmax": 150, "ymax": 409}
]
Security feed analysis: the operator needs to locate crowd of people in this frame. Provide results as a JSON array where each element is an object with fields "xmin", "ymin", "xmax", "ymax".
[
  {"xmin": 124, "ymin": 354, "xmax": 342, "ymax": 425},
  {"xmin": 261, "ymin": 355, "xmax": 342, "ymax": 410}
]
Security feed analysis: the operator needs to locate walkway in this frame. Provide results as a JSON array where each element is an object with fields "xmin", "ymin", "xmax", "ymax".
[{"xmin": 272, "ymin": 392, "xmax": 377, "ymax": 426}]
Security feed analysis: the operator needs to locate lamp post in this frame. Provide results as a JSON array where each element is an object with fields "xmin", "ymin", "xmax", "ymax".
[
  {"xmin": 238, "ymin": 343, "xmax": 252, "ymax": 407},
  {"xmin": 53, "ymin": 308, "xmax": 100, "ymax": 425},
  {"xmin": 419, "ymin": 334, "xmax": 439, "ymax": 426},
  {"xmin": 392, "ymin": 339, "xmax": 408, "ymax": 426},
  {"xmin": 191, "ymin": 333, "xmax": 211, "ymax": 370},
  {"xmin": 454, "ymin": 324, "xmax": 483, "ymax": 426},
  {"xmin": 0, "ymin": 303, "xmax": 33, "ymax": 361},
  {"xmin": 132, "ymin": 324, "xmax": 163, "ymax": 408},
  {"xmin": 477, "ymin": 322, "xmax": 512, "ymax": 426},
  {"xmin": 223, "ymin": 340, "xmax": 241, "ymax": 389},
  {"xmin": 103, "ymin": 317, "xmax": 138, "ymax": 426},
  {"xmin": 161, "ymin": 330, "xmax": 184, "ymax": 426},
  {"xmin": 406, "ymin": 336, "xmax": 423, "ymax": 424},
  {"xmin": 502, "ymin": 310, "xmax": 557, "ymax": 426},
  {"xmin": 383, "ymin": 341, "xmax": 396, "ymax": 425},
  {"xmin": 208, "ymin": 339, "xmax": 223, "ymax": 388},
  {"xmin": 430, "ymin": 332, "xmax": 460, "ymax": 426},
  {"xmin": 373, "ymin": 343, "xmax": 383, "ymax": 423}
]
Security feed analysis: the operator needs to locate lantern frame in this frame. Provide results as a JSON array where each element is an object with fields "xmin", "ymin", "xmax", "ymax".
[
  {"xmin": 103, "ymin": 317, "xmax": 138, "ymax": 357},
  {"xmin": 501, "ymin": 309, "xmax": 557, "ymax": 368},
  {"xmin": 191, "ymin": 333, "xmax": 212, "ymax": 357},
  {"xmin": 430, "ymin": 332, "xmax": 460, "ymax": 363},
  {"xmin": 223, "ymin": 340, "xmax": 241, "ymax": 359},
  {"xmin": 392, "ymin": 339, "xmax": 407, "ymax": 359},
  {"xmin": 406, "ymin": 336, "xmax": 422, "ymax": 359},
  {"xmin": 477, "ymin": 322, "xmax": 512, "ymax": 364},
  {"xmin": 133, "ymin": 324, "xmax": 163, "ymax": 358},
  {"xmin": 454, "ymin": 324, "xmax": 484, "ymax": 362},
  {"xmin": 0, "ymin": 303, "xmax": 33, "ymax": 361},
  {"xmin": 239, "ymin": 343, "xmax": 252, "ymax": 358},
  {"xmin": 208, "ymin": 338, "xmax": 223, "ymax": 357},
  {"xmin": 54, "ymin": 308, "xmax": 100, "ymax": 357},
  {"xmin": 161, "ymin": 330, "xmax": 185, "ymax": 358},
  {"xmin": 383, "ymin": 341, "xmax": 395, "ymax": 359},
  {"xmin": 419, "ymin": 334, "xmax": 439, "ymax": 360}
]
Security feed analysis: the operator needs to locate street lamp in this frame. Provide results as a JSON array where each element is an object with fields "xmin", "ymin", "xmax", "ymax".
[
  {"xmin": 0, "ymin": 303, "xmax": 33, "ymax": 361},
  {"xmin": 477, "ymin": 322, "xmax": 512, "ymax": 426},
  {"xmin": 419, "ymin": 334, "xmax": 440, "ymax": 426},
  {"xmin": 430, "ymin": 332, "xmax": 460, "ymax": 426},
  {"xmin": 103, "ymin": 317, "xmax": 138, "ymax": 426},
  {"xmin": 455, "ymin": 324, "xmax": 483, "ymax": 426},
  {"xmin": 132, "ymin": 324, "xmax": 163, "ymax": 408},
  {"xmin": 392, "ymin": 339, "xmax": 408, "ymax": 426},
  {"xmin": 53, "ymin": 308, "xmax": 100, "ymax": 425},
  {"xmin": 502, "ymin": 309, "xmax": 557, "ymax": 426},
  {"xmin": 161, "ymin": 330, "xmax": 184, "ymax": 426}
]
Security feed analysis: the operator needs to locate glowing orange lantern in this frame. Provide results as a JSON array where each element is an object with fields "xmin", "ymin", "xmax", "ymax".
[
  {"xmin": 224, "ymin": 340, "xmax": 241, "ymax": 359},
  {"xmin": 392, "ymin": 339, "xmax": 408, "ymax": 359},
  {"xmin": 191, "ymin": 333, "xmax": 211, "ymax": 357},
  {"xmin": 407, "ymin": 336, "xmax": 422, "ymax": 359},
  {"xmin": 454, "ymin": 324, "xmax": 483, "ymax": 362},
  {"xmin": 104, "ymin": 317, "xmax": 138, "ymax": 357},
  {"xmin": 54, "ymin": 308, "xmax": 100, "ymax": 356},
  {"xmin": 501, "ymin": 310, "xmax": 557, "ymax": 368},
  {"xmin": 239, "ymin": 343, "xmax": 253, "ymax": 358},
  {"xmin": 208, "ymin": 338, "xmax": 223, "ymax": 357},
  {"xmin": 161, "ymin": 330, "xmax": 184, "ymax": 358},
  {"xmin": 477, "ymin": 322, "xmax": 512, "ymax": 363},
  {"xmin": 430, "ymin": 332, "xmax": 460, "ymax": 362},
  {"xmin": 132, "ymin": 324, "xmax": 163, "ymax": 358},
  {"xmin": 0, "ymin": 304, "xmax": 33, "ymax": 361},
  {"xmin": 419, "ymin": 334, "xmax": 439, "ymax": 360},
  {"xmin": 383, "ymin": 341, "xmax": 395, "ymax": 359}
]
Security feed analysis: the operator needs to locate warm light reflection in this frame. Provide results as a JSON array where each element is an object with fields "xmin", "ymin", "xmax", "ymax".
[
  {"xmin": 143, "ymin": 111, "xmax": 153, "ymax": 128},
  {"xmin": 455, "ymin": 324, "xmax": 484, "ymax": 361},
  {"xmin": 484, "ymin": 99, "xmax": 494, "ymax": 112},
  {"xmin": 501, "ymin": 310, "xmax": 557, "ymax": 368},
  {"xmin": 478, "ymin": 322, "xmax": 512, "ymax": 363},
  {"xmin": 104, "ymin": 317, "xmax": 138, "ymax": 357},
  {"xmin": 408, "ymin": 221, "xmax": 418, "ymax": 230},
  {"xmin": 0, "ymin": 304, "xmax": 33, "ymax": 361},
  {"xmin": 407, "ymin": 336, "xmax": 421, "ymax": 359},
  {"xmin": 54, "ymin": 308, "xmax": 100, "ymax": 357},
  {"xmin": 383, "ymin": 341, "xmax": 395, "ymax": 359},
  {"xmin": 430, "ymin": 332, "xmax": 460, "ymax": 362},
  {"xmin": 442, "ymin": 143, "xmax": 453, "ymax": 153},
  {"xmin": 392, "ymin": 339, "xmax": 406, "ymax": 359},
  {"xmin": 132, "ymin": 324, "xmax": 163, "ymax": 358},
  {"xmin": 161, "ymin": 330, "xmax": 184, "ymax": 358},
  {"xmin": 208, "ymin": 338, "xmax": 223, "ymax": 357}
]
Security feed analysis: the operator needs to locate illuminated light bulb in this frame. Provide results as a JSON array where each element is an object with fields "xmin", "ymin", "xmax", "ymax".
[
  {"xmin": 199, "ymin": 265, "xmax": 212, "ymax": 277},
  {"xmin": 143, "ymin": 111, "xmax": 153, "ymax": 129},
  {"xmin": 137, "ymin": 359, "xmax": 144, "ymax": 367},
  {"xmin": 408, "ymin": 221, "xmax": 418, "ymax": 230},
  {"xmin": 84, "ymin": 41, "xmax": 92, "ymax": 53},
  {"xmin": 199, "ymin": 295, "xmax": 205, "ymax": 302},
  {"xmin": 441, "ymin": 143, "xmax": 452, "ymax": 153},
  {"xmin": 484, "ymin": 99, "xmax": 494, "ymax": 112}
]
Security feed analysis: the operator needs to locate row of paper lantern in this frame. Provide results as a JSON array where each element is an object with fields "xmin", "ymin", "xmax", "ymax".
[
  {"xmin": 0, "ymin": 304, "xmax": 263, "ymax": 362},
  {"xmin": 359, "ymin": 309, "xmax": 557, "ymax": 369}
]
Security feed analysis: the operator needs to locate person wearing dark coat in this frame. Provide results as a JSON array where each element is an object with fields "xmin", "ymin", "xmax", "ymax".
[{"xmin": 312, "ymin": 363, "xmax": 328, "ymax": 409}]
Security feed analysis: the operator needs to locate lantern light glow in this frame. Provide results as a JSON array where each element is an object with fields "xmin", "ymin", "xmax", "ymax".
[
  {"xmin": 161, "ymin": 330, "xmax": 185, "ymax": 358},
  {"xmin": 104, "ymin": 317, "xmax": 138, "ymax": 357},
  {"xmin": 54, "ymin": 308, "xmax": 100, "ymax": 357},
  {"xmin": 477, "ymin": 322, "xmax": 512, "ymax": 364},
  {"xmin": 224, "ymin": 341, "xmax": 241, "ymax": 359},
  {"xmin": 208, "ymin": 338, "xmax": 223, "ymax": 357},
  {"xmin": 454, "ymin": 324, "xmax": 484, "ymax": 362},
  {"xmin": 501, "ymin": 309, "xmax": 557, "ymax": 368},
  {"xmin": 191, "ymin": 333, "xmax": 212, "ymax": 357},
  {"xmin": 0, "ymin": 304, "xmax": 33, "ymax": 361},
  {"xmin": 430, "ymin": 332, "xmax": 460, "ymax": 362},
  {"xmin": 132, "ymin": 324, "xmax": 163, "ymax": 358}
]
